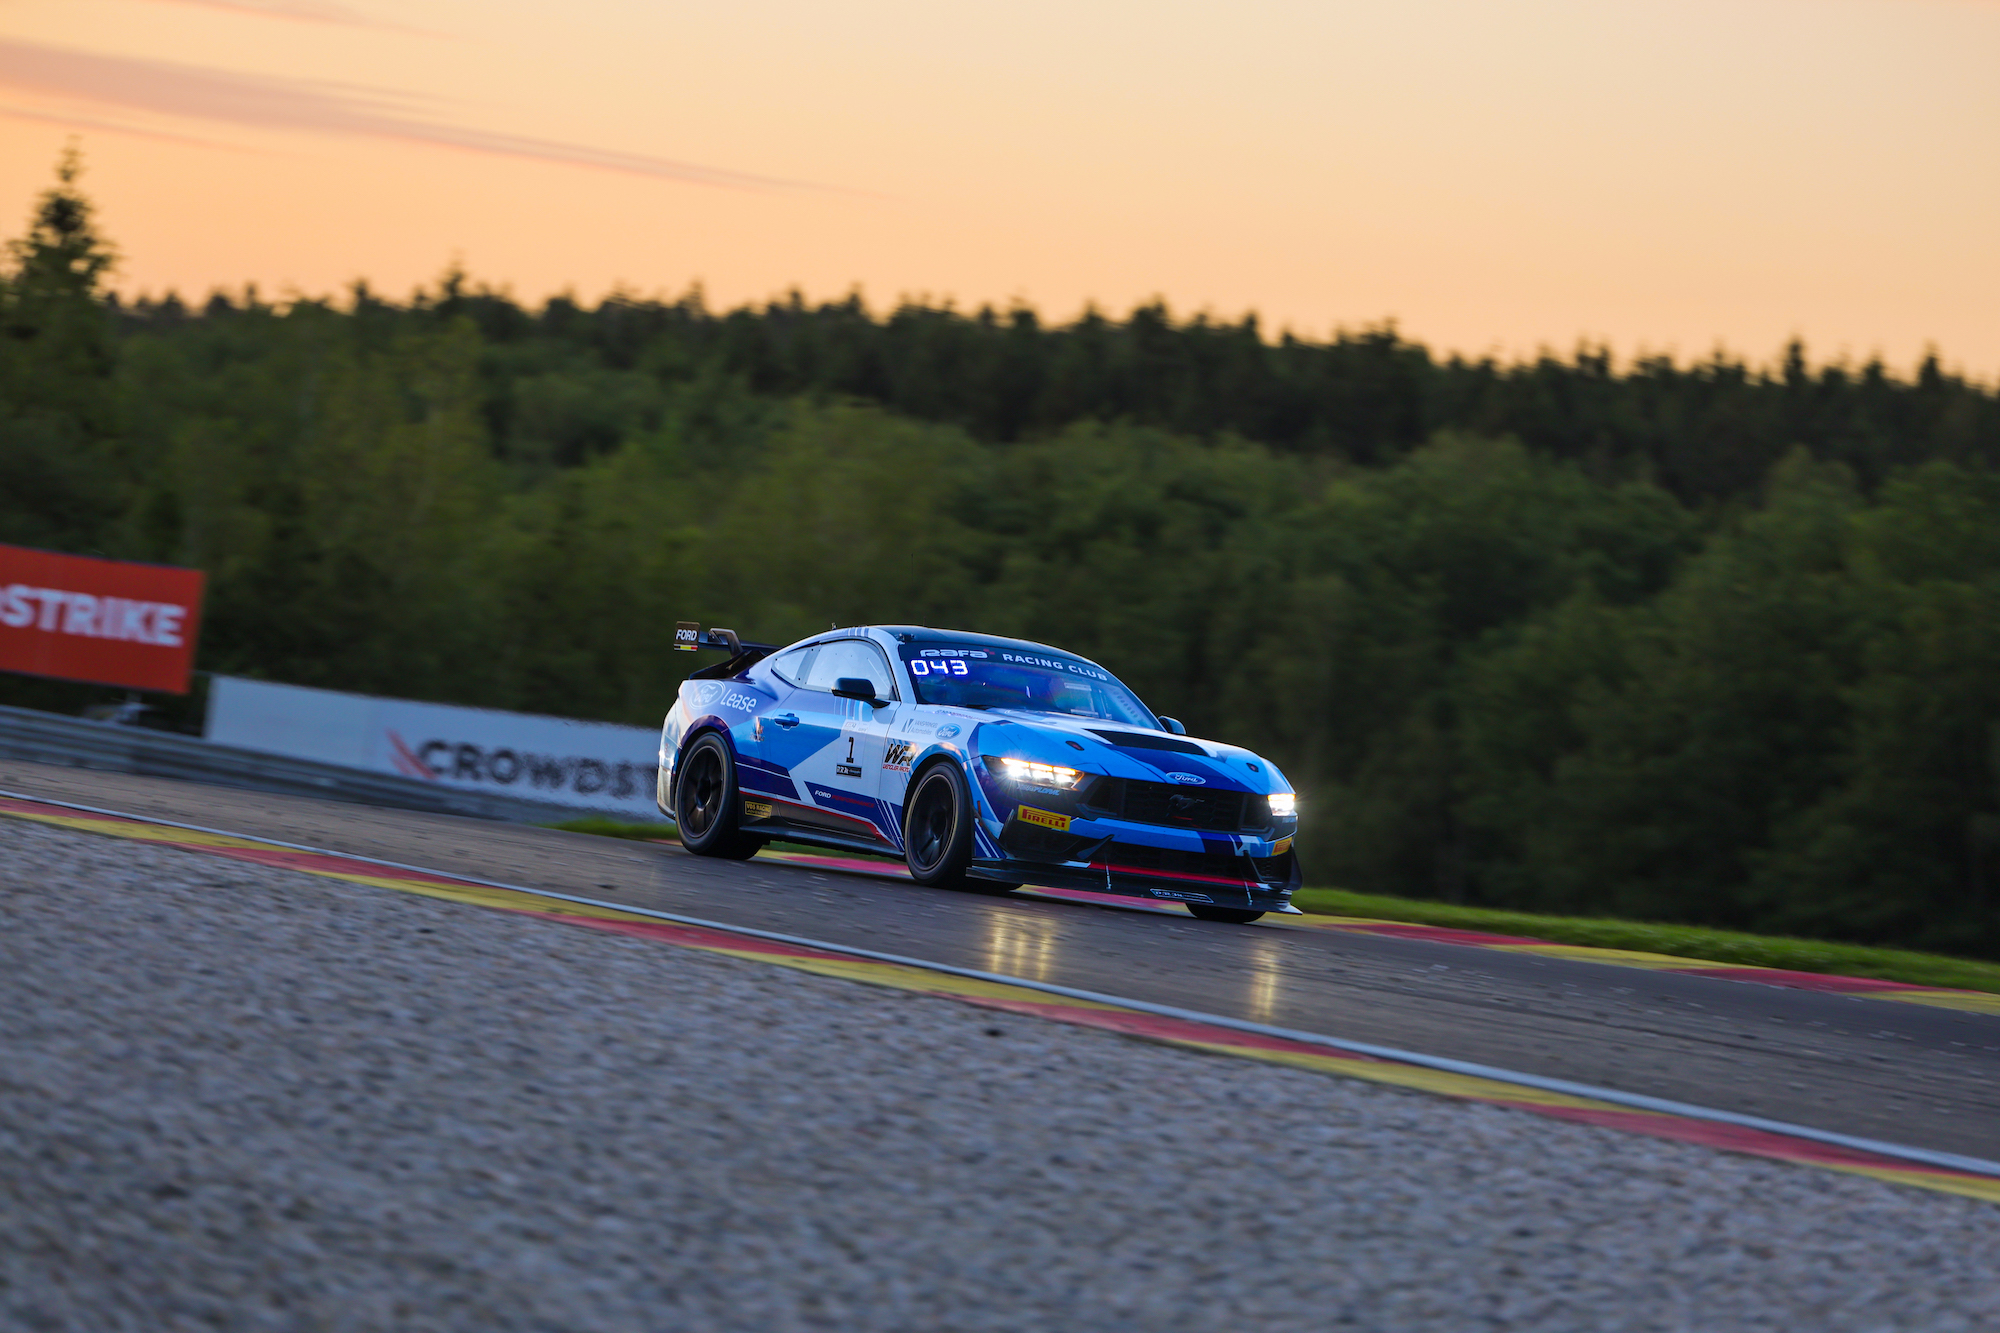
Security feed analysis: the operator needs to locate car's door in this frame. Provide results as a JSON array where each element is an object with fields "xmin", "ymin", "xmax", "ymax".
[
  {"xmin": 730, "ymin": 644, "xmax": 816, "ymax": 825},
  {"xmin": 792, "ymin": 638, "xmax": 902, "ymax": 842}
]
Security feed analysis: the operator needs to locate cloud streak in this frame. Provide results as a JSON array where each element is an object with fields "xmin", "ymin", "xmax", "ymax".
[
  {"xmin": 132, "ymin": 0, "xmax": 431, "ymax": 33},
  {"xmin": 0, "ymin": 100, "xmax": 239, "ymax": 150},
  {"xmin": 0, "ymin": 40, "xmax": 822, "ymax": 193}
]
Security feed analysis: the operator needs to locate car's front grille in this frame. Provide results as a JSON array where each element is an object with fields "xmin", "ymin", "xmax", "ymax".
[{"xmin": 1082, "ymin": 778, "xmax": 1247, "ymax": 832}]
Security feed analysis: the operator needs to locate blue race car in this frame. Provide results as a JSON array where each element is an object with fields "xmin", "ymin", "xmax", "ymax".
[{"xmin": 658, "ymin": 624, "xmax": 1301, "ymax": 923}]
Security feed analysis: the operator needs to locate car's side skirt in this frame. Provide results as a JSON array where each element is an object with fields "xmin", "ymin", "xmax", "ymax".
[
  {"xmin": 740, "ymin": 792, "xmax": 899, "ymax": 850},
  {"xmin": 744, "ymin": 820, "xmax": 909, "ymax": 864}
]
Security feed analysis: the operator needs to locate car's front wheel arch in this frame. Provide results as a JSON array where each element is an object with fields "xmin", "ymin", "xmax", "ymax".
[{"xmin": 902, "ymin": 757, "xmax": 975, "ymax": 888}]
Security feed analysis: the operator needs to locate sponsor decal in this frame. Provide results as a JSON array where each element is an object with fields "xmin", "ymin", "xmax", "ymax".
[
  {"xmin": 690, "ymin": 680, "xmax": 759, "ymax": 712},
  {"xmin": 742, "ymin": 799, "xmax": 773, "ymax": 819},
  {"xmin": 806, "ymin": 784, "xmax": 882, "ymax": 824},
  {"xmin": 835, "ymin": 763, "xmax": 863, "ymax": 778},
  {"xmin": 882, "ymin": 740, "xmax": 914, "ymax": 771},
  {"xmin": 1147, "ymin": 887, "xmax": 1215, "ymax": 903},
  {"xmin": 936, "ymin": 723, "xmax": 961, "ymax": 740},
  {"xmin": 0, "ymin": 545, "xmax": 206, "ymax": 693},
  {"xmin": 1017, "ymin": 805, "xmax": 1072, "ymax": 832},
  {"xmin": 386, "ymin": 730, "xmax": 437, "ymax": 780},
  {"xmin": 1165, "ymin": 772, "xmax": 1207, "ymax": 785},
  {"xmin": 918, "ymin": 648, "xmax": 990, "ymax": 658},
  {"xmin": 1, "ymin": 586, "xmax": 190, "ymax": 646},
  {"xmin": 907, "ymin": 658, "xmax": 970, "ymax": 678},
  {"xmin": 674, "ymin": 621, "xmax": 700, "ymax": 651},
  {"xmin": 396, "ymin": 734, "xmax": 652, "ymax": 800},
  {"xmin": 999, "ymin": 650, "xmax": 1110, "ymax": 681},
  {"xmin": 207, "ymin": 676, "xmax": 662, "ymax": 818},
  {"xmin": 1271, "ymin": 836, "xmax": 1293, "ymax": 856}
]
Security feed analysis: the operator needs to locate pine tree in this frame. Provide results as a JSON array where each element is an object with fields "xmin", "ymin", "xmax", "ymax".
[{"xmin": 0, "ymin": 143, "xmax": 123, "ymax": 550}]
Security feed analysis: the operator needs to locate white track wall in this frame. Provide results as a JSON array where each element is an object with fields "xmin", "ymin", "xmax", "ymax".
[{"xmin": 204, "ymin": 677, "xmax": 664, "ymax": 821}]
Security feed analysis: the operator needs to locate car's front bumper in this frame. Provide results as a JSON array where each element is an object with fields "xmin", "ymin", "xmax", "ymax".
[{"xmin": 972, "ymin": 803, "xmax": 1302, "ymax": 913}]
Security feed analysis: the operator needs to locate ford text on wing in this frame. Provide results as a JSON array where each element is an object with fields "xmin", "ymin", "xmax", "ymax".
[{"xmin": 658, "ymin": 626, "xmax": 1300, "ymax": 924}]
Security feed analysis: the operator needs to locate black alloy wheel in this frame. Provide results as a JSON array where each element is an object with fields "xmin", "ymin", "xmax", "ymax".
[
  {"xmin": 675, "ymin": 733, "xmax": 763, "ymax": 860},
  {"xmin": 903, "ymin": 761, "xmax": 974, "ymax": 888},
  {"xmin": 1187, "ymin": 904, "xmax": 1265, "ymax": 925}
]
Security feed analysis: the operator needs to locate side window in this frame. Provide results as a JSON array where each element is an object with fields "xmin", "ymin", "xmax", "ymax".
[
  {"xmin": 802, "ymin": 640, "xmax": 897, "ymax": 698},
  {"xmin": 767, "ymin": 645, "xmax": 817, "ymax": 685}
]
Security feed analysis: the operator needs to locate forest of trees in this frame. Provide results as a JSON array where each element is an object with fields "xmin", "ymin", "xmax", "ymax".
[{"xmin": 6, "ymin": 152, "xmax": 2000, "ymax": 957}]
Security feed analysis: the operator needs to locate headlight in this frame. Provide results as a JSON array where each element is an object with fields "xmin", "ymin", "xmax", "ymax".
[
  {"xmin": 997, "ymin": 756, "xmax": 1083, "ymax": 789},
  {"xmin": 1267, "ymin": 792, "xmax": 1296, "ymax": 819}
]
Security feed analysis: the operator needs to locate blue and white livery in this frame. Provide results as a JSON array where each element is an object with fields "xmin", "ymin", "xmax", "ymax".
[{"xmin": 659, "ymin": 625, "xmax": 1300, "ymax": 923}]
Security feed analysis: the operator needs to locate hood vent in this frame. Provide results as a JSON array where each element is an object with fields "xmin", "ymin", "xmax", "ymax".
[{"xmin": 1088, "ymin": 729, "xmax": 1207, "ymax": 756}]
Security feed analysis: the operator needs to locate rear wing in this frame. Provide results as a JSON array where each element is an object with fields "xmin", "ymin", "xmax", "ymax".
[{"xmin": 676, "ymin": 621, "xmax": 779, "ymax": 679}]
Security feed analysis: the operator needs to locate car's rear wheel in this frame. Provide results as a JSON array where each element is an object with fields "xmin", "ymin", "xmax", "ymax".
[
  {"xmin": 903, "ymin": 761, "xmax": 973, "ymax": 888},
  {"xmin": 1188, "ymin": 904, "xmax": 1264, "ymax": 924},
  {"xmin": 675, "ymin": 733, "xmax": 764, "ymax": 861}
]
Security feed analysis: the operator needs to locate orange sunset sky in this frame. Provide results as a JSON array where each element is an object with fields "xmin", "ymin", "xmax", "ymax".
[{"xmin": 2, "ymin": 0, "xmax": 1995, "ymax": 371}]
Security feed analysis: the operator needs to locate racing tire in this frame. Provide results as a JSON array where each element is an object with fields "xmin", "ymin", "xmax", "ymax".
[
  {"xmin": 675, "ymin": 733, "xmax": 764, "ymax": 861},
  {"xmin": 1187, "ymin": 904, "xmax": 1265, "ymax": 924},
  {"xmin": 903, "ymin": 760, "xmax": 974, "ymax": 889}
]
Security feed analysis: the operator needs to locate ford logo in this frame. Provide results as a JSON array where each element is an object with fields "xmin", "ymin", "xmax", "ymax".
[
  {"xmin": 692, "ymin": 681, "xmax": 724, "ymax": 705},
  {"xmin": 1165, "ymin": 771, "xmax": 1206, "ymax": 785},
  {"xmin": 936, "ymin": 723, "xmax": 961, "ymax": 740}
]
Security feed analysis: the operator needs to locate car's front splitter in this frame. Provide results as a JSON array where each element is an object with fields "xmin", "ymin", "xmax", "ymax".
[{"xmin": 969, "ymin": 849, "xmax": 1300, "ymax": 914}]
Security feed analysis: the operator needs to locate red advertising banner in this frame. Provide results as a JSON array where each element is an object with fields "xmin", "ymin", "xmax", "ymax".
[{"xmin": 0, "ymin": 544, "xmax": 206, "ymax": 694}]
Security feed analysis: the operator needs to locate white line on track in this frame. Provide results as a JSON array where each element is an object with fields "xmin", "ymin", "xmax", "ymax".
[{"xmin": 10, "ymin": 787, "xmax": 2000, "ymax": 1183}]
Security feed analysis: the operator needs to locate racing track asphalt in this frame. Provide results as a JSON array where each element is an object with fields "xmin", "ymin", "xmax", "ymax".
[{"xmin": 6, "ymin": 758, "xmax": 1998, "ymax": 1164}]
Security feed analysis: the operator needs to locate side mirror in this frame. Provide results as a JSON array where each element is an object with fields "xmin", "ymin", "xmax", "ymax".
[
  {"xmin": 1159, "ymin": 716, "xmax": 1187, "ymax": 735},
  {"xmin": 833, "ymin": 677, "xmax": 890, "ymax": 707}
]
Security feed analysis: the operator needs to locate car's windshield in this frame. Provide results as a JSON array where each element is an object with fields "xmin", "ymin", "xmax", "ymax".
[{"xmin": 898, "ymin": 642, "xmax": 1158, "ymax": 727}]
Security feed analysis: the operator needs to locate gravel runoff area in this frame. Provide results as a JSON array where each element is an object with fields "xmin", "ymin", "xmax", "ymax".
[{"xmin": 2, "ymin": 819, "xmax": 1997, "ymax": 1333}]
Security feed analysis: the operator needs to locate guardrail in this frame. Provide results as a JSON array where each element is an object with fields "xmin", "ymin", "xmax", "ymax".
[{"xmin": 0, "ymin": 703, "xmax": 652, "ymax": 826}]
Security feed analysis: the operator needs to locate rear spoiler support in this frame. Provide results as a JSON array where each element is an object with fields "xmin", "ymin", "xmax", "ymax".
[{"xmin": 677, "ymin": 621, "xmax": 779, "ymax": 680}]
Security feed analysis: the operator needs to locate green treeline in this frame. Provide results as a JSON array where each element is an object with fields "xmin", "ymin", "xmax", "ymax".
[{"xmin": 7, "ymin": 154, "xmax": 2000, "ymax": 957}]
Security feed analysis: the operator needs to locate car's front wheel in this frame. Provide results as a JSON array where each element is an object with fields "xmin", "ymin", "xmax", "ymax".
[
  {"xmin": 675, "ymin": 733, "xmax": 763, "ymax": 860},
  {"xmin": 903, "ymin": 760, "xmax": 974, "ymax": 888},
  {"xmin": 1187, "ymin": 904, "xmax": 1264, "ymax": 924}
]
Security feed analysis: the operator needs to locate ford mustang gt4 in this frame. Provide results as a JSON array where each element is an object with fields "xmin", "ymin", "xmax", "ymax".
[{"xmin": 658, "ymin": 624, "xmax": 1300, "ymax": 923}]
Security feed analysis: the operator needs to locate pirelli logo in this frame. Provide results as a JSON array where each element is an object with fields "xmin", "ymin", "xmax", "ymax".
[
  {"xmin": 1017, "ymin": 806, "xmax": 1071, "ymax": 832},
  {"xmin": 743, "ymin": 799, "xmax": 773, "ymax": 819}
]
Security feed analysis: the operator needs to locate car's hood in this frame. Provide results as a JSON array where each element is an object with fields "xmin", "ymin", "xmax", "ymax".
[{"xmin": 939, "ymin": 707, "xmax": 1288, "ymax": 795}]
